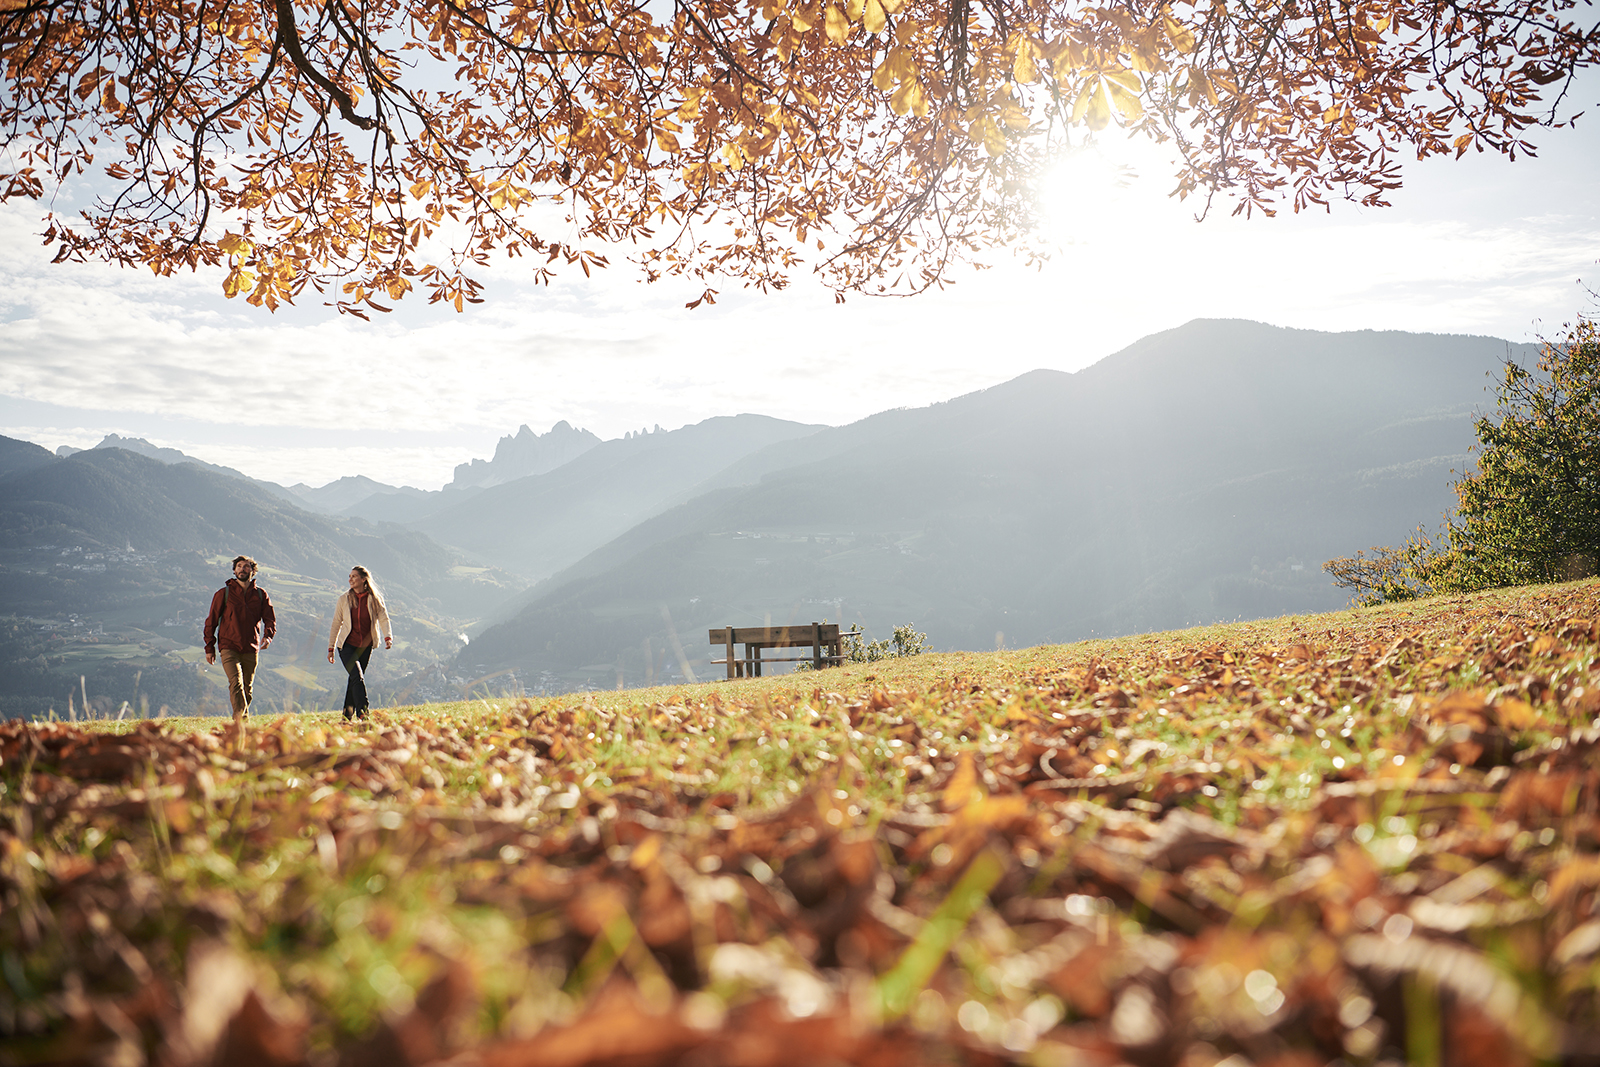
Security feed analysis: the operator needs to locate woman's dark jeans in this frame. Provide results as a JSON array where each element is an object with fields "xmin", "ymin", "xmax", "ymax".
[{"xmin": 339, "ymin": 642, "xmax": 373, "ymax": 720}]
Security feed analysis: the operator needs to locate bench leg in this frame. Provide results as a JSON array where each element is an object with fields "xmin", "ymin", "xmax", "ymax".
[{"xmin": 726, "ymin": 630, "xmax": 737, "ymax": 680}]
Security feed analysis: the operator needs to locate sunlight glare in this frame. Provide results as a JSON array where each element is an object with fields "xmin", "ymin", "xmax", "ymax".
[{"xmin": 1039, "ymin": 147, "xmax": 1136, "ymax": 244}]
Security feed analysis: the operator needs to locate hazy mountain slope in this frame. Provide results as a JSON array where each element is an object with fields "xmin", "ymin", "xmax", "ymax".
[
  {"xmin": 329, "ymin": 421, "xmax": 604, "ymax": 524},
  {"xmin": 462, "ymin": 320, "xmax": 1521, "ymax": 689},
  {"xmin": 80, "ymin": 433, "xmax": 437, "ymax": 519},
  {"xmin": 285, "ymin": 475, "xmax": 428, "ymax": 514},
  {"xmin": 354, "ymin": 484, "xmax": 483, "ymax": 525},
  {"xmin": 0, "ymin": 447, "xmax": 524, "ymax": 606},
  {"xmin": 71, "ymin": 435, "xmax": 350, "ymax": 515},
  {"xmin": 81, "ymin": 432, "xmax": 320, "ymax": 509},
  {"xmin": 0, "ymin": 436, "xmax": 58, "ymax": 481},
  {"xmin": 412, "ymin": 414, "xmax": 825, "ymax": 579},
  {"xmin": 91, "ymin": 434, "xmax": 255, "ymax": 480},
  {"xmin": 685, "ymin": 320, "xmax": 1506, "ymax": 499}
]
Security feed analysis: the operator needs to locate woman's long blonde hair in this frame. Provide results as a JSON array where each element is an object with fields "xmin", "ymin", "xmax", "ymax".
[{"xmin": 350, "ymin": 565, "xmax": 386, "ymax": 617}]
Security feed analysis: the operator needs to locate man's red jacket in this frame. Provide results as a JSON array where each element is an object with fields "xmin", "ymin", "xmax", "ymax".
[{"xmin": 204, "ymin": 578, "xmax": 277, "ymax": 654}]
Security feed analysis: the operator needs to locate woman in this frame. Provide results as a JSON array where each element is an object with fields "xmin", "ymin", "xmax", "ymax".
[{"xmin": 327, "ymin": 565, "xmax": 393, "ymax": 721}]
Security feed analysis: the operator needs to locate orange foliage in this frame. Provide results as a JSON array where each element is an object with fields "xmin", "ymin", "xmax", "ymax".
[{"xmin": 1, "ymin": 0, "xmax": 1596, "ymax": 311}]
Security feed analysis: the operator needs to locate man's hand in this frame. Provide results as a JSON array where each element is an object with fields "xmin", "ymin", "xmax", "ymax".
[
  {"xmin": 260, "ymin": 636, "xmax": 272, "ymax": 650},
  {"xmin": 205, "ymin": 651, "xmax": 215, "ymax": 665}
]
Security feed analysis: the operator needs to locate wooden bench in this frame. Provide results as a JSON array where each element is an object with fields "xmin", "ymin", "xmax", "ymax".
[{"xmin": 709, "ymin": 623, "xmax": 848, "ymax": 678}]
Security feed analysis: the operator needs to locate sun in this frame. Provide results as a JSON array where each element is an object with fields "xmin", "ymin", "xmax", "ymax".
[{"xmin": 1037, "ymin": 144, "xmax": 1138, "ymax": 245}]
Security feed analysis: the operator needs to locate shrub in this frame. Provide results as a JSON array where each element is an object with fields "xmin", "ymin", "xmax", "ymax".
[
  {"xmin": 845, "ymin": 623, "xmax": 928, "ymax": 664},
  {"xmin": 793, "ymin": 623, "xmax": 929, "ymax": 670}
]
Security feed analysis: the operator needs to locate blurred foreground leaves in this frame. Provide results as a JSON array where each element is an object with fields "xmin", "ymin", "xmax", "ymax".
[{"xmin": 4, "ymin": 582, "xmax": 1600, "ymax": 1066}]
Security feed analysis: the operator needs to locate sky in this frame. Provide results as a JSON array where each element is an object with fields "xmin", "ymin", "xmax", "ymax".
[{"xmin": 3, "ymin": 91, "xmax": 1597, "ymax": 491}]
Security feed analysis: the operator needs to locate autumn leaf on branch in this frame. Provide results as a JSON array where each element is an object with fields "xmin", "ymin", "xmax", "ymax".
[{"xmin": 2, "ymin": 0, "xmax": 1597, "ymax": 311}]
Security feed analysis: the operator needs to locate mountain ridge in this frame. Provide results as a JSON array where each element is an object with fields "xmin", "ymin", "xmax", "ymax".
[
  {"xmin": 454, "ymin": 319, "xmax": 1524, "ymax": 690},
  {"xmin": 410, "ymin": 413, "xmax": 827, "ymax": 580},
  {"xmin": 0, "ymin": 317, "xmax": 1530, "ymax": 705}
]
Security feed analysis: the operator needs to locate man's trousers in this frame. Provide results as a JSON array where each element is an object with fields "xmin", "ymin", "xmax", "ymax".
[{"xmin": 217, "ymin": 648, "xmax": 258, "ymax": 719}]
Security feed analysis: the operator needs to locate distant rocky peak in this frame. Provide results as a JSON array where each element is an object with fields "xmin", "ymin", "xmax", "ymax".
[
  {"xmin": 96, "ymin": 433, "xmax": 184, "ymax": 462},
  {"xmin": 452, "ymin": 420, "xmax": 601, "ymax": 489},
  {"xmin": 623, "ymin": 425, "xmax": 664, "ymax": 440}
]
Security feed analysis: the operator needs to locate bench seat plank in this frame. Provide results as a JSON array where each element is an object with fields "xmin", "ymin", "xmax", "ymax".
[{"xmin": 709, "ymin": 622, "xmax": 853, "ymax": 678}]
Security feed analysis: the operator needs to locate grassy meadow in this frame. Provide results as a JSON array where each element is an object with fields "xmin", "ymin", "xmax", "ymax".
[{"xmin": 4, "ymin": 579, "xmax": 1600, "ymax": 1066}]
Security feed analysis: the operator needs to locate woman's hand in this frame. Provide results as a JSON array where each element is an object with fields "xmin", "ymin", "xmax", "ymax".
[
  {"xmin": 327, "ymin": 646, "xmax": 336, "ymax": 664},
  {"xmin": 384, "ymin": 636, "xmax": 393, "ymax": 650}
]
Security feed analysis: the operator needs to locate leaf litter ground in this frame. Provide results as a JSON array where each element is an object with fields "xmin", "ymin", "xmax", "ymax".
[{"xmin": 5, "ymin": 580, "xmax": 1600, "ymax": 1067}]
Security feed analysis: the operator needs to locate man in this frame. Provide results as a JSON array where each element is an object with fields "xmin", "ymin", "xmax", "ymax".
[{"xmin": 203, "ymin": 555, "xmax": 276, "ymax": 721}]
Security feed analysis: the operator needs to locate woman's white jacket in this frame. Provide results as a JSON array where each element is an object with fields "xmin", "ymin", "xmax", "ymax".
[{"xmin": 328, "ymin": 591, "xmax": 393, "ymax": 649}]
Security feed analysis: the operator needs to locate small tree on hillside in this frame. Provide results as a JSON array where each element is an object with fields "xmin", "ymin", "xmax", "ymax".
[
  {"xmin": 1431, "ymin": 317, "xmax": 1600, "ymax": 591},
  {"xmin": 1325, "ymin": 316, "xmax": 1600, "ymax": 603}
]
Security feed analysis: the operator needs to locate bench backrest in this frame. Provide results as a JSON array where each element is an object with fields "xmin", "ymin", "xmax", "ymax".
[{"xmin": 708, "ymin": 624, "xmax": 843, "ymax": 647}]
